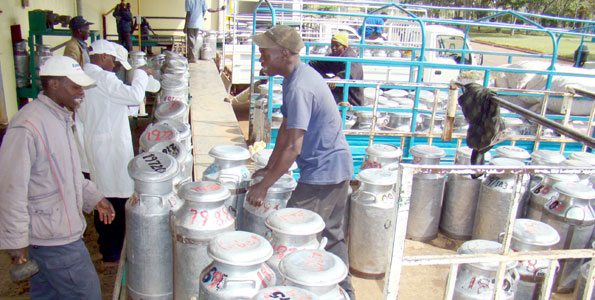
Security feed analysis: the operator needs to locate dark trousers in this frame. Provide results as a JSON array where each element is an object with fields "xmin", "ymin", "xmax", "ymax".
[
  {"xmin": 287, "ymin": 180, "xmax": 355, "ymax": 300},
  {"xmin": 29, "ymin": 239, "xmax": 101, "ymax": 300},
  {"xmin": 94, "ymin": 197, "xmax": 127, "ymax": 262},
  {"xmin": 119, "ymin": 30, "xmax": 133, "ymax": 51}
]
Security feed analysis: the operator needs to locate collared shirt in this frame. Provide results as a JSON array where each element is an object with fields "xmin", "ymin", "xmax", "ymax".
[
  {"xmin": 0, "ymin": 93, "xmax": 103, "ymax": 249},
  {"xmin": 77, "ymin": 39, "xmax": 90, "ymax": 66},
  {"xmin": 280, "ymin": 63, "xmax": 354, "ymax": 184},
  {"xmin": 185, "ymin": 0, "xmax": 208, "ymax": 29}
]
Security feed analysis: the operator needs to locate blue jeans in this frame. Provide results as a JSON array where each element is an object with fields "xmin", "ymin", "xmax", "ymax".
[{"xmin": 29, "ymin": 239, "xmax": 101, "ymax": 300}]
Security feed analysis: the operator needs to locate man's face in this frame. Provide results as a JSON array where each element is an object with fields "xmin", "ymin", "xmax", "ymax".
[
  {"xmin": 101, "ymin": 54, "xmax": 117, "ymax": 72},
  {"xmin": 259, "ymin": 46, "xmax": 285, "ymax": 76},
  {"xmin": 52, "ymin": 78, "xmax": 85, "ymax": 111},
  {"xmin": 330, "ymin": 41, "xmax": 346, "ymax": 56},
  {"xmin": 75, "ymin": 25, "xmax": 90, "ymax": 41}
]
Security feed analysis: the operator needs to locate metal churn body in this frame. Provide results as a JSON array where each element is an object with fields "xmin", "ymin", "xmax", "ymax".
[
  {"xmin": 139, "ymin": 122, "xmax": 180, "ymax": 153},
  {"xmin": 349, "ymin": 168, "xmax": 398, "ymax": 279},
  {"xmin": 360, "ymin": 144, "xmax": 402, "ymax": 170},
  {"xmin": 173, "ymin": 181, "xmax": 235, "ymax": 299},
  {"xmin": 126, "ymin": 152, "xmax": 181, "ymax": 299},
  {"xmin": 406, "ymin": 144, "xmax": 446, "ymax": 242},
  {"xmin": 252, "ymin": 286, "xmax": 318, "ymax": 300},
  {"xmin": 526, "ymin": 173, "xmax": 579, "ymax": 221},
  {"xmin": 148, "ymin": 141, "xmax": 193, "ymax": 190}
]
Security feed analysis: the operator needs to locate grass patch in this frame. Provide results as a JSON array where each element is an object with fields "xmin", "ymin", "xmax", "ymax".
[{"xmin": 468, "ymin": 29, "xmax": 587, "ymax": 60}]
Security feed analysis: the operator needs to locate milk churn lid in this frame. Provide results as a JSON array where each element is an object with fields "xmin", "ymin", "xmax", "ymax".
[
  {"xmin": 252, "ymin": 149, "xmax": 298, "ymax": 171},
  {"xmin": 363, "ymin": 88, "xmax": 383, "ymax": 99},
  {"xmin": 279, "ymin": 250, "xmax": 348, "ymax": 286},
  {"xmin": 155, "ymin": 101, "xmax": 188, "ymax": 120},
  {"xmin": 490, "ymin": 157, "xmax": 525, "ymax": 167},
  {"xmin": 252, "ymin": 286, "xmax": 318, "ymax": 300},
  {"xmin": 530, "ymin": 150, "xmax": 566, "ymax": 165},
  {"xmin": 208, "ymin": 231, "xmax": 273, "ymax": 266},
  {"xmin": 366, "ymin": 144, "xmax": 403, "ymax": 159},
  {"xmin": 383, "ymin": 89, "xmax": 409, "ymax": 99},
  {"xmin": 208, "ymin": 145, "xmax": 251, "ymax": 161},
  {"xmin": 456, "ymin": 147, "xmax": 473, "ymax": 159},
  {"xmin": 457, "ymin": 240, "xmax": 517, "ymax": 271},
  {"xmin": 553, "ymin": 182, "xmax": 595, "ymax": 200},
  {"xmin": 409, "ymin": 144, "xmax": 445, "ymax": 159},
  {"xmin": 562, "ymin": 159, "xmax": 592, "ymax": 168},
  {"xmin": 544, "ymin": 173, "xmax": 580, "ymax": 183},
  {"xmin": 569, "ymin": 152, "xmax": 595, "ymax": 165},
  {"xmin": 178, "ymin": 181, "xmax": 230, "ymax": 203},
  {"xmin": 140, "ymin": 123, "xmax": 180, "ymax": 151},
  {"xmin": 512, "ymin": 219, "xmax": 560, "ymax": 248},
  {"xmin": 416, "ymin": 90, "xmax": 436, "ymax": 101},
  {"xmin": 148, "ymin": 141, "xmax": 187, "ymax": 163},
  {"xmin": 494, "ymin": 146, "xmax": 531, "ymax": 160},
  {"xmin": 357, "ymin": 168, "xmax": 398, "ymax": 186},
  {"xmin": 128, "ymin": 151, "xmax": 179, "ymax": 182},
  {"xmin": 265, "ymin": 208, "xmax": 325, "ymax": 236},
  {"xmin": 155, "ymin": 119, "xmax": 190, "ymax": 140},
  {"xmin": 252, "ymin": 174, "xmax": 297, "ymax": 194}
]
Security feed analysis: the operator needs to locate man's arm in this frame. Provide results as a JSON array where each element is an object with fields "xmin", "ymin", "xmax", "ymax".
[
  {"xmin": 184, "ymin": 12, "xmax": 190, "ymax": 33},
  {"xmin": 63, "ymin": 41, "xmax": 82, "ymax": 67},
  {"xmin": 100, "ymin": 69, "xmax": 149, "ymax": 105}
]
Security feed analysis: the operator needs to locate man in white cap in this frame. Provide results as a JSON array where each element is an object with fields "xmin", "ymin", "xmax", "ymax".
[
  {"xmin": 77, "ymin": 39, "xmax": 151, "ymax": 267},
  {"xmin": 0, "ymin": 56, "xmax": 115, "ymax": 299}
]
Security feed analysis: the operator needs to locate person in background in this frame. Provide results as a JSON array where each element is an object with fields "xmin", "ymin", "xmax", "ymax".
[
  {"xmin": 183, "ymin": 0, "xmax": 225, "ymax": 62},
  {"xmin": 0, "ymin": 56, "xmax": 115, "ymax": 299},
  {"xmin": 113, "ymin": 1, "xmax": 133, "ymax": 51},
  {"xmin": 133, "ymin": 17, "xmax": 157, "ymax": 55},
  {"xmin": 359, "ymin": 12, "xmax": 387, "ymax": 40},
  {"xmin": 309, "ymin": 32, "xmax": 364, "ymax": 106},
  {"xmin": 246, "ymin": 25, "xmax": 356, "ymax": 299},
  {"xmin": 64, "ymin": 16, "xmax": 93, "ymax": 67},
  {"xmin": 77, "ymin": 40, "xmax": 150, "ymax": 268}
]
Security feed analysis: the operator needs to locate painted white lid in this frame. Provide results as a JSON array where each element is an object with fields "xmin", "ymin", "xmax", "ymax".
[
  {"xmin": 208, "ymin": 145, "xmax": 251, "ymax": 161},
  {"xmin": 366, "ymin": 144, "xmax": 403, "ymax": 159},
  {"xmin": 279, "ymin": 250, "xmax": 347, "ymax": 287},
  {"xmin": 512, "ymin": 219, "xmax": 560, "ymax": 248},
  {"xmin": 208, "ymin": 231, "xmax": 273, "ymax": 266},
  {"xmin": 357, "ymin": 168, "xmax": 398, "ymax": 186},
  {"xmin": 569, "ymin": 152, "xmax": 595, "ymax": 165},
  {"xmin": 265, "ymin": 208, "xmax": 325, "ymax": 236},
  {"xmin": 530, "ymin": 150, "xmax": 566, "ymax": 165},
  {"xmin": 178, "ymin": 181, "xmax": 230, "ymax": 203},
  {"xmin": 410, "ymin": 144, "xmax": 445, "ymax": 159},
  {"xmin": 494, "ymin": 146, "xmax": 531, "ymax": 160},
  {"xmin": 128, "ymin": 151, "xmax": 179, "ymax": 182}
]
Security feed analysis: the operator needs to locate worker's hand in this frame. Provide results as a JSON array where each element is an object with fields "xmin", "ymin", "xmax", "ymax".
[
  {"xmin": 246, "ymin": 182, "xmax": 269, "ymax": 208},
  {"xmin": 327, "ymin": 76, "xmax": 340, "ymax": 90},
  {"xmin": 183, "ymin": 27, "xmax": 188, "ymax": 34},
  {"xmin": 138, "ymin": 66, "xmax": 155, "ymax": 77},
  {"xmin": 252, "ymin": 167, "xmax": 268, "ymax": 179},
  {"xmin": 7, "ymin": 249, "xmax": 27, "ymax": 265},
  {"xmin": 95, "ymin": 198, "xmax": 115, "ymax": 225}
]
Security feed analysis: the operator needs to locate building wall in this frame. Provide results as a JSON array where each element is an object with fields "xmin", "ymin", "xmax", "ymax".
[{"xmin": 0, "ymin": 0, "xmax": 221, "ymax": 124}]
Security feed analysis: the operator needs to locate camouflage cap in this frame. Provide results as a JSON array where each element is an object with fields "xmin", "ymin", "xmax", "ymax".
[{"xmin": 253, "ymin": 25, "xmax": 304, "ymax": 54}]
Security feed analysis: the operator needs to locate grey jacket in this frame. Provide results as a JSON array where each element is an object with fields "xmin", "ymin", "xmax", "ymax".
[{"xmin": 0, "ymin": 93, "xmax": 103, "ymax": 249}]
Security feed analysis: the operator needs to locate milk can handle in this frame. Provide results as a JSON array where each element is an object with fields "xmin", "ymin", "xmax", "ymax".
[
  {"xmin": 563, "ymin": 204, "xmax": 587, "ymax": 223},
  {"xmin": 318, "ymin": 237, "xmax": 328, "ymax": 250},
  {"xmin": 169, "ymin": 211, "xmax": 176, "ymax": 234},
  {"xmin": 358, "ymin": 190, "xmax": 380, "ymax": 203},
  {"xmin": 532, "ymin": 260, "xmax": 559, "ymax": 281},
  {"xmin": 497, "ymin": 232, "xmax": 505, "ymax": 243}
]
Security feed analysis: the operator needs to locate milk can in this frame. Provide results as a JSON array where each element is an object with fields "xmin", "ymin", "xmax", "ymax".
[
  {"xmin": 155, "ymin": 100, "xmax": 189, "ymax": 126},
  {"xmin": 383, "ymin": 112, "xmax": 412, "ymax": 132},
  {"xmin": 279, "ymin": 250, "xmax": 350, "ymax": 300},
  {"xmin": 527, "ymin": 173, "xmax": 580, "ymax": 221},
  {"xmin": 531, "ymin": 150, "xmax": 566, "ymax": 166},
  {"xmin": 242, "ymin": 174, "xmax": 297, "ymax": 236},
  {"xmin": 509, "ymin": 219, "xmax": 560, "ymax": 300},
  {"xmin": 265, "ymin": 208, "xmax": 326, "ymax": 282},
  {"xmin": 203, "ymin": 145, "xmax": 252, "ymax": 220},
  {"xmin": 454, "ymin": 240, "xmax": 519, "ymax": 300},
  {"xmin": 440, "ymin": 147, "xmax": 483, "ymax": 240},
  {"xmin": 139, "ymin": 122, "xmax": 180, "ymax": 153},
  {"xmin": 472, "ymin": 158, "xmax": 525, "ymax": 241},
  {"xmin": 575, "ymin": 261, "xmax": 595, "ymax": 300},
  {"xmin": 494, "ymin": 145, "xmax": 531, "ymax": 162},
  {"xmin": 541, "ymin": 182, "xmax": 595, "ymax": 293},
  {"xmin": 34, "ymin": 44, "xmax": 51, "ymax": 88},
  {"xmin": 200, "ymin": 44, "xmax": 215, "ymax": 61},
  {"xmin": 252, "ymin": 286, "xmax": 318, "ymax": 300},
  {"xmin": 563, "ymin": 159, "xmax": 594, "ymax": 187},
  {"xmin": 569, "ymin": 151, "xmax": 595, "ymax": 165},
  {"xmin": 148, "ymin": 141, "xmax": 193, "ymax": 190},
  {"xmin": 126, "ymin": 152, "xmax": 181, "ymax": 299},
  {"xmin": 14, "ymin": 41, "xmax": 29, "ymax": 88},
  {"xmin": 126, "ymin": 51, "xmax": 147, "ymax": 83},
  {"xmin": 173, "ymin": 181, "xmax": 235, "ymax": 299},
  {"xmin": 349, "ymin": 168, "xmax": 398, "ymax": 279},
  {"xmin": 205, "ymin": 30, "xmax": 218, "ymax": 53},
  {"xmin": 361, "ymin": 144, "xmax": 402, "ymax": 170},
  {"xmin": 251, "ymin": 149, "xmax": 297, "ymax": 176},
  {"xmin": 199, "ymin": 231, "xmax": 275, "ymax": 299},
  {"xmin": 160, "ymin": 73, "xmax": 189, "ymax": 104},
  {"xmin": 406, "ymin": 144, "xmax": 446, "ymax": 242},
  {"xmin": 155, "ymin": 119, "xmax": 192, "ymax": 150}
]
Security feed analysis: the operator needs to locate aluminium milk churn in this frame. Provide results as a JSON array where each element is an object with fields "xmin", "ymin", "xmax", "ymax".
[
  {"xmin": 527, "ymin": 173, "xmax": 580, "ymax": 221},
  {"xmin": 139, "ymin": 122, "xmax": 180, "ymax": 153},
  {"xmin": 160, "ymin": 73, "xmax": 190, "ymax": 104},
  {"xmin": 361, "ymin": 144, "xmax": 402, "ymax": 170},
  {"xmin": 541, "ymin": 182, "xmax": 595, "ymax": 293},
  {"xmin": 440, "ymin": 147, "xmax": 484, "ymax": 240},
  {"xmin": 126, "ymin": 50, "xmax": 147, "ymax": 84},
  {"xmin": 126, "ymin": 152, "xmax": 182, "ymax": 299},
  {"xmin": 406, "ymin": 144, "xmax": 446, "ymax": 242},
  {"xmin": 349, "ymin": 168, "xmax": 398, "ymax": 279},
  {"xmin": 148, "ymin": 141, "xmax": 193, "ymax": 190},
  {"xmin": 252, "ymin": 149, "xmax": 297, "ymax": 176},
  {"xmin": 494, "ymin": 145, "xmax": 532, "ymax": 216},
  {"xmin": 252, "ymin": 286, "xmax": 318, "ymax": 300},
  {"xmin": 199, "ymin": 231, "xmax": 275, "ymax": 299},
  {"xmin": 529, "ymin": 149, "xmax": 567, "ymax": 202},
  {"xmin": 265, "ymin": 208, "xmax": 326, "ymax": 284},
  {"xmin": 173, "ymin": 181, "xmax": 235, "ymax": 299},
  {"xmin": 155, "ymin": 100, "xmax": 190, "ymax": 126},
  {"xmin": 279, "ymin": 250, "xmax": 350, "ymax": 300},
  {"xmin": 203, "ymin": 145, "xmax": 252, "ymax": 222},
  {"xmin": 563, "ymin": 159, "xmax": 594, "ymax": 188},
  {"xmin": 454, "ymin": 240, "xmax": 519, "ymax": 300},
  {"xmin": 200, "ymin": 44, "xmax": 215, "ymax": 61},
  {"xmin": 568, "ymin": 151, "xmax": 595, "ymax": 188},
  {"xmin": 242, "ymin": 174, "xmax": 297, "ymax": 236},
  {"xmin": 14, "ymin": 41, "xmax": 29, "ymax": 88},
  {"xmin": 575, "ymin": 261, "xmax": 595, "ymax": 300},
  {"xmin": 472, "ymin": 158, "xmax": 525, "ymax": 241},
  {"xmin": 155, "ymin": 119, "xmax": 192, "ymax": 150},
  {"xmin": 509, "ymin": 219, "xmax": 560, "ymax": 300}
]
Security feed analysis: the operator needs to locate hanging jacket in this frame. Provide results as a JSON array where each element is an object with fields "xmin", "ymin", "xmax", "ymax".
[{"xmin": 77, "ymin": 63, "xmax": 148, "ymax": 198}]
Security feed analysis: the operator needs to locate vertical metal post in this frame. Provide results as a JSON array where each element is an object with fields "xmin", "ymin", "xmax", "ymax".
[
  {"xmin": 583, "ymin": 259, "xmax": 595, "ymax": 300},
  {"xmin": 443, "ymin": 264, "xmax": 459, "ymax": 300},
  {"xmin": 369, "ymin": 83, "xmax": 382, "ymax": 145},
  {"xmin": 532, "ymin": 92, "xmax": 550, "ymax": 152},
  {"xmin": 538, "ymin": 259, "xmax": 559, "ymax": 300}
]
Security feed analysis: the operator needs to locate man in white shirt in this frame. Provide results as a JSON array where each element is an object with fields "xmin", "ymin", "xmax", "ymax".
[
  {"xmin": 77, "ymin": 39, "xmax": 151, "ymax": 266},
  {"xmin": 183, "ymin": 0, "xmax": 225, "ymax": 62}
]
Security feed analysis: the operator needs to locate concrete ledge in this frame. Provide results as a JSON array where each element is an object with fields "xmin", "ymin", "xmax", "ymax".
[{"xmin": 189, "ymin": 60, "xmax": 247, "ymax": 178}]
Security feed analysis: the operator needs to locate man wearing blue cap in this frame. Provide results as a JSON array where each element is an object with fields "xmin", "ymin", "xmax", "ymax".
[{"xmin": 64, "ymin": 16, "xmax": 94, "ymax": 67}]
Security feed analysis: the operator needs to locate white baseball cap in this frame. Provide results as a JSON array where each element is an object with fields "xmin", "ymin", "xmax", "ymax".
[
  {"xmin": 39, "ymin": 56, "xmax": 95, "ymax": 87},
  {"xmin": 112, "ymin": 43, "xmax": 132, "ymax": 70}
]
